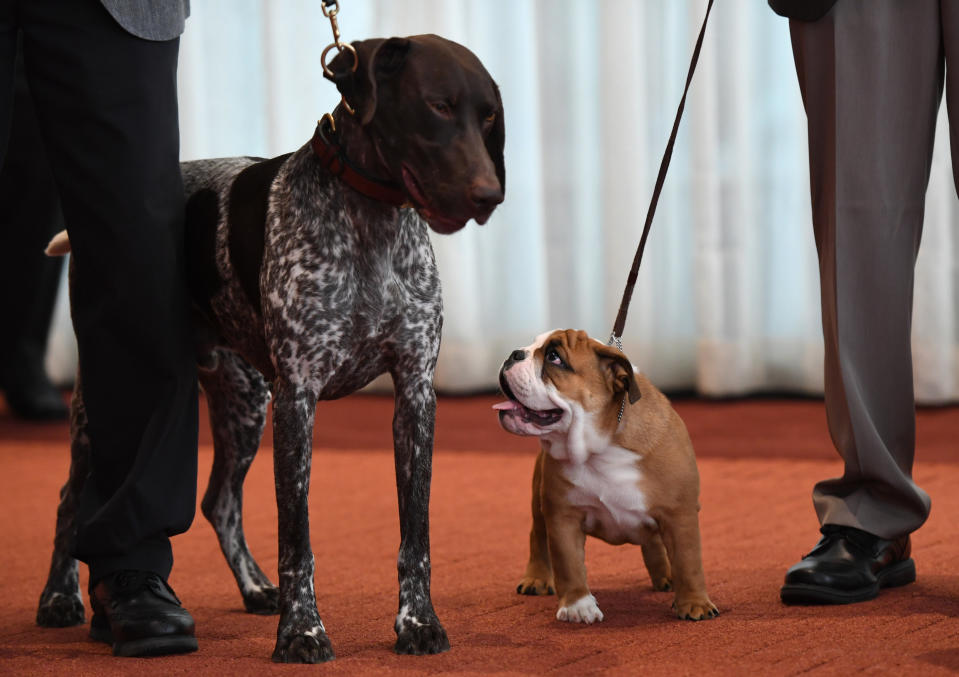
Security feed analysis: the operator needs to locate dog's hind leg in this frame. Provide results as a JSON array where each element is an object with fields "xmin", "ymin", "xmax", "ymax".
[
  {"xmin": 36, "ymin": 379, "xmax": 88, "ymax": 627},
  {"xmin": 660, "ymin": 510, "xmax": 719, "ymax": 621},
  {"xmin": 641, "ymin": 531, "xmax": 673, "ymax": 592},
  {"xmin": 198, "ymin": 347, "xmax": 278, "ymax": 614},
  {"xmin": 390, "ymin": 371, "xmax": 450, "ymax": 655}
]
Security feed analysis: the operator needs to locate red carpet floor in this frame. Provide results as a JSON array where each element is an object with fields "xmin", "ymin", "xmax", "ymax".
[{"xmin": 2, "ymin": 393, "xmax": 959, "ymax": 675}]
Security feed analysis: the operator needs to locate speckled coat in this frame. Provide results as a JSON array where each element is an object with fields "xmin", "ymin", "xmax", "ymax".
[
  {"xmin": 37, "ymin": 34, "xmax": 505, "ymax": 664},
  {"xmin": 177, "ymin": 144, "xmax": 446, "ymax": 661}
]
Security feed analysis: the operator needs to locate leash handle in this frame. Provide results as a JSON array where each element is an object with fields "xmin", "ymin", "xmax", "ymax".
[{"xmin": 610, "ymin": 0, "xmax": 715, "ymax": 345}]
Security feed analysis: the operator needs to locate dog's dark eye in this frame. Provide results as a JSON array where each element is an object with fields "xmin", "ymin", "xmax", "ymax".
[
  {"xmin": 484, "ymin": 111, "xmax": 497, "ymax": 125},
  {"xmin": 429, "ymin": 101, "xmax": 453, "ymax": 118},
  {"xmin": 545, "ymin": 348, "xmax": 564, "ymax": 367}
]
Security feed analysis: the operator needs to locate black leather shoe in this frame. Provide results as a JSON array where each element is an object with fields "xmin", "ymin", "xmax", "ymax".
[
  {"xmin": 89, "ymin": 570, "xmax": 198, "ymax": 657},
  {"xmin": 780, "ymin": 524, "xmax": 915, "ymax": 605}
]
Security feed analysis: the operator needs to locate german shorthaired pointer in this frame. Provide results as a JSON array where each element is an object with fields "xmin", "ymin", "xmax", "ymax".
[{"xmin": 36, "ymin": 34, "xmax": 504, "ymax": 663}]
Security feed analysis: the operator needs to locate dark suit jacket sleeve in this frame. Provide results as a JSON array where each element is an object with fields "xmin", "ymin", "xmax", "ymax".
[{"xmin": 768, "ymin": 0, "xmax": 837, "ymax": 22}]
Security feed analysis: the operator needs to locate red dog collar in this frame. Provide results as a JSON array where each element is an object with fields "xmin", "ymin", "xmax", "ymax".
[{"xmin": 310, "ymin": 116, "xmax": 409, "ymax": 208}]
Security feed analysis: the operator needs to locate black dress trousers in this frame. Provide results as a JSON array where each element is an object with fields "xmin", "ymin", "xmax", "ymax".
[{"xmin": 0, "ymin": 0, "xmax": 198, "ymax": 583}]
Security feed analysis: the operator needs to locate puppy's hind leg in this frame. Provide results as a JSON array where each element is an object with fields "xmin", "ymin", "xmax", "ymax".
[
  {"xmin": 36, "ymin": 379, "xmax": 88, "ymax": 627},
  {"xmin": 660, "ymin": 510, "xmax": 719, "ymax": 621},
  {"xmin": 199, "ymin": 348, "xmax": 278, "ymax": 614},
  {"xmin": 641, "ymin": 531, "xmax": 673, "ymax": 592}
]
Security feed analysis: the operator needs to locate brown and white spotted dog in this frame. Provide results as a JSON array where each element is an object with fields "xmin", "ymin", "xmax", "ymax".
[
  {"xmin": 35, "ymin": 34, "xmax": 504, "ymax": 663},
  {"xmin": 496, "ymin": 330, "xmax": 718, "ymax": 624}
]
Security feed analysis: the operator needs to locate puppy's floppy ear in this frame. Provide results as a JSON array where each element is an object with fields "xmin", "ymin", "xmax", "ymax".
[
  {"xmin": 595, "ymin": 344, "xmax": 642, "ymax": 404},
  {"xmin": 487, "ymin": 82, "xmax": 506, "ymax": 195},
  {"xmin": 325, "ymin": 37, "xmax": 411, "ymax": 125}
]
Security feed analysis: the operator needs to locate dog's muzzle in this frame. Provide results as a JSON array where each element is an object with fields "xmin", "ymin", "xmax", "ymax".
[{"xmin": 494, "ymin": 357, "xmax": 564, "ymax": 430}]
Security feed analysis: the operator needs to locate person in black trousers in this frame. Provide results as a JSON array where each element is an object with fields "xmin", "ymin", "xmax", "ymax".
[
  {"xmin": 1, "ymin": 0, "xmax": 200, "ymax": 656},
  {"xmin": 0, "ymin": 34, "xmax": 68, "ymax": 422}
]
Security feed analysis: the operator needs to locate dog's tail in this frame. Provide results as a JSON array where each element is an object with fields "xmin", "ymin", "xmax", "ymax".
[{"xmin": 45, "ymin": 230, "xmax": 71, "ymax": 257}]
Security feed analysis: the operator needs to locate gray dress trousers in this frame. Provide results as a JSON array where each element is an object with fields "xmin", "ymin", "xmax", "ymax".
[{"xmin": 788, "ymin": 0, "xmax": 959, "ymax": 538}]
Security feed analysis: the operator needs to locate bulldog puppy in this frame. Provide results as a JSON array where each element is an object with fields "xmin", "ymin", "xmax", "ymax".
[{"xmin": 495, "ymin": 329, "xmax": 718, "ymax": 623}]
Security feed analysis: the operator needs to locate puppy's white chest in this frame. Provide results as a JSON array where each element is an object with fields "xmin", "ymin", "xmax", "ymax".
[{"xmin": 562, "ymin": 446, "xmax": 656, "ymax": 543}]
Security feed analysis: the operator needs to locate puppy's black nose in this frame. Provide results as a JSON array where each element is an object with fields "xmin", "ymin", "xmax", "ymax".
[
  {"xmin": 469, "ymin": 178, "xmax": 504, "ymax": 211},
  {"xmin": 504, "ymin": 349, "xmax": 526, "ymax": 370}
]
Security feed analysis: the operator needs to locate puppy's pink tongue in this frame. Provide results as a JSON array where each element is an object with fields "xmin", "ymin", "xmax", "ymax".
[{"xmin": 492, "ymin": 401, "xmax": 520, "ymax": 411}]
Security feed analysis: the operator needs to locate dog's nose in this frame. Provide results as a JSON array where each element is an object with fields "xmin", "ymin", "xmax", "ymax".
[
  {"xmin": 504, "ymin": 349, "xmax": 526, "ymax": 370},
  {"xmin": 469, "ymin": 178, "xmax": 504, "ymax": 211}
]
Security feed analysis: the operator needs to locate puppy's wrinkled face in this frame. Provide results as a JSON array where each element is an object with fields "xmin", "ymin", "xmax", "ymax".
[{"xmin": 495, "ymin": 329, "xmax": 640, "ymax": 438}]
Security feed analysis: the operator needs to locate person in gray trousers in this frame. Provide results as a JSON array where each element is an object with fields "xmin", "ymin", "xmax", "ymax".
[
  {"xmin": 0, "ymin": 0, "xmax": 199, "ymax": 656},
  {"xmin": 770, "ymin": 0, "xmax": 954, "ymax": 604}
]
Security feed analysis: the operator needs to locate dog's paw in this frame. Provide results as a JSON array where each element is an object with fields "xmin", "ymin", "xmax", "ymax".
[
  {"xmin": 556, "ymin": 594, "xmax": 604, "ymax": 624},
  {"xmin": 394, "ymin": 618, "xmax": 450, "ymax": 655},
  {"xmin": 673, "ymin": 596, "xmax": 719, "ymax": 621},
  {"xmin": 271, "ymin": 627, "xmax": 335, "ymax": 663},
  {"xmin": 517, "ymin": 576, "xmax": 554, "ymax": 596},
  {"xmin": 243, "ymin": 584, "xmax": 280, "ymax": 615},
  {"xmin": 36, "ymin": 591, "xmax": 85, "ymax": 628},
  {"xmin": 651, "ymin": 576, "xmax": 672, "ymax": 592}
]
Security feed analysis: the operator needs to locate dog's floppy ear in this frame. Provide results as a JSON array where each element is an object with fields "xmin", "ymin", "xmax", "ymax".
[
  {"xmin": 595, "ymin": 344, "xmax": 642, "ymax": 404},
  {"xmin": 325, "ymin": 37, "xmax": 411, "ymax": 125},
  {"xmin": 487, "ymin": 82, "xmax": 506, "ymax": 195}
]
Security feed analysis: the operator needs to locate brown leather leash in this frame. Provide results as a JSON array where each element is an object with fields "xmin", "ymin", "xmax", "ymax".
[
  {"xmin": 316, "ymin": 0, "xmax": 715, "ymax": 348},
  {"xmin": 609, "ymin": 0, "xmax": 715, "ymax": 351}
]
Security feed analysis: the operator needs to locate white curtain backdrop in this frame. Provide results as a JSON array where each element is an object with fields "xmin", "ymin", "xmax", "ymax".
[{"xmin": 46, "ymin": 0, "xmax": 959, "ymax": 402}]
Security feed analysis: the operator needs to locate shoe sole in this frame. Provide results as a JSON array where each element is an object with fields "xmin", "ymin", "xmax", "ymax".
[
  {"xmin": 113, "ymin": 636, "xmax": 198, "ymax": 657},
  {"xmin": 90, "ymin": 621, "xmax": 198, "ymax": 657},
  {"xmin": 780, "ymin": 558, "xmax": 916, "ymax": 605}
]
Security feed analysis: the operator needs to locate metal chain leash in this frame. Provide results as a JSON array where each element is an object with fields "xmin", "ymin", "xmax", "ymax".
[{"xmin": 320, "ymin": 0, "xmax": 358, "ymax": 115}]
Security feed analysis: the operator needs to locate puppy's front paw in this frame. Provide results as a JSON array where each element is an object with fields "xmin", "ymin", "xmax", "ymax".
[
  {"xmin": 673, "ymin": 596, "xmax": 719, "ymax": 621},
  {"xmin": 556, "ymin": 594, "xmax": 604, "ymax": 624},
  {"xmin": 517, "ymin": 576, "xmax": 554, "ymax": 596}
]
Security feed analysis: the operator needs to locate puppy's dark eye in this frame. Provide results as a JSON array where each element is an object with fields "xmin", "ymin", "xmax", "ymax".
[
  {"xmin": 484, "ymin": 111, "xmax": 496, "ymax": 125},
  {"xmin": 545, "ymin": 348, "xmax": 564, "ymax": 367},
  {"xmin": 429, "ymin": 101, "xmax": 452, "ymax": 117}
]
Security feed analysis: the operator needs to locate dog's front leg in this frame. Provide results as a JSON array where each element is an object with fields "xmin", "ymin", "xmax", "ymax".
[
  {"xmin": 546, "ymin": 509, "xmax": 603, "ymax": 624},
  {"xmin": 391, "ymin": 374, "xmax": 450, "ymax": 655},
  {"xmin": 517, "ymin": 449, "xmax": 555, "ymax": 596},
  {"xmin": 269, "ymin": 381, "xmax": 334, "ymax": 663}
]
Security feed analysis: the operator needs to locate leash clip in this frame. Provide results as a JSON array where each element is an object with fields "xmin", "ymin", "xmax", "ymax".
[
  {"xmin": 320, "ymin": 0, "xmax": 358, "ymax": 116},
  {"xmin": 608, "ymin": 332, "xmax": 627, "ymax": 424}
]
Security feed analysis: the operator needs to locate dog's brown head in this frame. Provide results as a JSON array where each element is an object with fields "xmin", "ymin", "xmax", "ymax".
[
  {"xmin": 326, "ymin": 34, "xmax": 505, "ymax": 234},
  {"xmin": 495, "ymin": 329, "xmax": 641, "ymax": 439}
]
